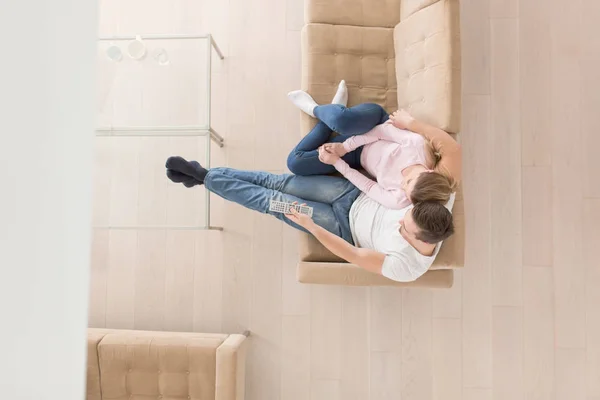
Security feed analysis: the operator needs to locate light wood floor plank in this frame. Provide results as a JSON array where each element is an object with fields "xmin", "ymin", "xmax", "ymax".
[
  {"xmin": 281, "ymin": 219, "xmax": 309, "ymax": 317},
  {"xmin": 88, "ymin": 230, "xmax": 109, "ymax": 328},
  {"xmin": 193, "ymin": 232, "xmax": 223, "ymax": 333},
  {"xmin": 493, "ymin": 306, "xmax": 524, "ymax": 400},
  {"xmin": 461, "ymin": 95, "xmax": 492, "ymax": 389},
  {"xmin": 460, "ymin": 0, "xmax": 491, "ymax": 95},
  {"xmin": 490, "ymin": 17, "xmax": 523, "ymax": 307},
  {"xmin": 519, "ymin": 0, "xmax": 552, "ymax": 166},
  {"xmin": 104, "ymin": 230, "xmax": 137, "ymax": 329},
  {"xmin": 522, "ymin": 166, "xmax": 553, "ymax": 267},
  {"xmin": 584, "ymin": 199, "xmax": 600, "ymax": 397},
  {"xmin": 370, "ymin": 351, "xmax": 401, "ymax": 400},
  {"xmin": 432, "ymin": 318, "xmax": 461, "ymax": 400},
  {"xmin": 340, "ymin": 287, "xmax": 369, "ymax": 400},
  {"xmin": 464, "ymin": 388, "xmax": 492, "ymax": 400},
  {"xmin": 370, "ymin": 287, "xmax": 403, "ymax": 352},
  {"xmin": 281, "ymin": 315, "xmax": 310, "ymax": 400},
  {"xmin": 490, "ymin": 0, "xmax": 518, "ymax": 18},
  {"xmin": 246, "ymin": 214, "xmax": 283, "ymax": 400},
  {"xmin": 310, "ymin": 379, "xmax": 340, "ymax": 400},
  {"xmin": 163, "ymin": 230, "xmax": 195, "ymax": 332},
  {"xmin": 523, "ymin": 266, "xmax": 555, "ymax": 400},
  {"xmin": 108, "ymin": 138, "xmax": 139, "ymax": 226},
  {"xmin": 550, "ymin": 0, "xmax": 586, "ymax": 350},
  {"xmin": 401, "ymin": 289, "xmax": 433, "ymax": 400},
  {"xmin": 134, "ymin": 230, "xmax": 167, "ymax": 331},
  {"xmin": 556, "ymin": 348, "xmax": 586, "ymax": 400},
  {"xmin": 310, "ymin": 285, "xmax": 342, "ymax": 380},
  {"xmin": 432, "ymin": 270, "xmax": 462, "ymax": 319}
]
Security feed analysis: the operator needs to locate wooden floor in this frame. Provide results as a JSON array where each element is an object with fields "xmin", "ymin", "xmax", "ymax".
[{"xmin": 89, "ymin": 0, "xmax": 600, "ymax": 399}]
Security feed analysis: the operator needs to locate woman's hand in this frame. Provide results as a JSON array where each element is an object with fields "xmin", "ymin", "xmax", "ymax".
[
  {"xmin": 318, "ymin": 146, "xmax": 340, "ymax": 165},
  {"xmin": 389, "ymin": 109, "xmax": 415, "ymax": 130},
  {"xmin": 285, "ymin": 202, "xmax": 315, "ymax": 230},
  {"xmin": 323, "ymin": 142, "xmax": 348, "ymax": 157}
]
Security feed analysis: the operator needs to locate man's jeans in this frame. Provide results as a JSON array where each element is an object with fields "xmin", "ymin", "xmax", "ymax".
[
  {"xmin": 204, "ymin": 167, "xmax": 361, "ymax": 243},
  {"xmin": 286, "ymin": 103, "xmax": 390, "ymax": 175}
]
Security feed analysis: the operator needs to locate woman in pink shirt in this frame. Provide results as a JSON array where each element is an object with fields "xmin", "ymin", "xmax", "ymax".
[{"xmin": 286, "ymin": 90, "xmax": 461, "ymax": 210}]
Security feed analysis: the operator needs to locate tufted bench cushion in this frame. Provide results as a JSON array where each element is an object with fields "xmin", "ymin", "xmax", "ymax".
[
  {"xmin": 394, "ymin": 0, "xmax": 461, "ymax": 133},
  {"xmin": 300, "ymin": 23, "xmax": 398, "ymax": 135},
  {"xmin": 305, "ymin": 0, "xmax": 400, "ymax": 28}
]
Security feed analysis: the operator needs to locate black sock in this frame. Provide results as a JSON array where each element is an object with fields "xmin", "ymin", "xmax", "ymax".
[
  {"xmin": 166, "ymin": 156, "xmax": 208, "ymax": 182},
  {"xmin": 166, "ymin": 169, "xmax": 202, "ymax": 187}
]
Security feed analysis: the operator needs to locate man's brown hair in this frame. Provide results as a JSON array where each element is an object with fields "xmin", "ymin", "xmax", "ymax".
[
  {"xmin": 411, "ymin": 201, "xmax": 455, "ymax": 244},
  {"xmin": 410, "ymin": 171, "xmax": 456, "ymax": 204}
]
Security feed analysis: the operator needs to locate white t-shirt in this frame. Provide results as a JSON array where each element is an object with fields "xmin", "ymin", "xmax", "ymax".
[{"xmin": 349, "ymin": 193, "xmax": 456, "ymax": 282}]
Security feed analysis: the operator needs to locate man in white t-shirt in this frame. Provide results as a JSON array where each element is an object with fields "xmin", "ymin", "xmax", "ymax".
[
  {"xmin": 165, "ymin": 154, "xmax": 455, "ymax": 282},
  {"xmin": 288, "ymin": 192, "xmax": 455, "ymax": 282}
]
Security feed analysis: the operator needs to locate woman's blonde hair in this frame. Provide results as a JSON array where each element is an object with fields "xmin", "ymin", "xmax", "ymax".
[
  {"xmin": 410, "ymin": 171, "xmax": 455, "ymax": 204},
  {"xmin": 411, "ymin": 139, "xmax": 457, "ymax": 204}
]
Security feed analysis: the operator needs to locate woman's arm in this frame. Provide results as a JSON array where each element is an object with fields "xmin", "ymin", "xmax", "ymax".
[
  {"xmin": 341, "ymin": 122, "xmax": 411, "ymax": 152},
  {"xmin": 333, "ymin": 159, "xmax": 407, "ymax": 209},
  {"xmin": 286, "ymin": 208, "xmax": 385, "ymax": 275},
  {"xmin": 390, "ymin": 110, "xmax": 462, "ymax": 183}
]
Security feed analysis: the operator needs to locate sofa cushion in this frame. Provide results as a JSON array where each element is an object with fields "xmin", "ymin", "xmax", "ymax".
[
  {"xmin": 305, "ymin": 0, "xmax": 400, "ymax": 28},
  {"xmin": 400, "ymin": 0, "xmax": 442, "ymax": 20},
  {"xmin": 301, "ymin": 23, "xmax": 398, "ymax": 135},
  {"xmin": 97, "ymin": 332, "xmax": 228, "ymax": 400},
  {"xmin": 394, "ymin": 0, "xmax": 461, "ymax": 133}
]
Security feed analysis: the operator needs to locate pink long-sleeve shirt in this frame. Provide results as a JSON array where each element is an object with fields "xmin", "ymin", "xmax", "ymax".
[{"xmin": 333, "ymin": 121, "xmax": 428, "ymax": 210}]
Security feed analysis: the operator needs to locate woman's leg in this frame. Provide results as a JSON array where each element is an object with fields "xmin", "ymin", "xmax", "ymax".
[
  {"xmin": 204, "ymin": 168, "xmax": 350, "ymax": 239},
  {"xmin": 286, "ymin": 122, "xmax": 362, "ymax": 176},
  {"xmin": 314, "ymin": 103, "xmax": 390, "ymax": 136}
]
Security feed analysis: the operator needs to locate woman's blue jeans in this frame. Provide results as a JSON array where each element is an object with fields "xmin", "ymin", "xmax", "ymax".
[
  {"xmin": 204, "ymin": 167, "xmax": 361, "ymax": 243},
  {"xmin": 286, "ymin": 103, "xmax": 389, "ymax": 176}
]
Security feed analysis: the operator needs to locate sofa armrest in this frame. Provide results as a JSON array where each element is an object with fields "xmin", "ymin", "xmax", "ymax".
[
  {"xmin": 297, "ymin": 261, "xmax": 454, "ymax": 288},
  {"xmin": 215, "ymin": 334, "xmax": 249, "ymax": 400},
  {"xmin": 400, "ymin": 0, "xmax": 442, "ymax": 20}
]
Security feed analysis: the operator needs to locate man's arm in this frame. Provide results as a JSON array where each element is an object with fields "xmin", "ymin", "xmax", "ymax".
[{"xmin": 307, "ymin": 223, "xmax": 385, "ymax": 275}]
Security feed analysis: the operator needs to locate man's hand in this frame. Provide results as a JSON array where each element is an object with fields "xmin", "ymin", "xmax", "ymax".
[
  {"xmin": 389, "ymin": 109, "xmax": 415, "ymax": 130},
  {"xmin": 285, "ymin": 202, "xmax": 316, "ymax": 230},
  {"xmin": 323, "ymin": 142, "xmax": 348, "ymax": 157},
  {"xmin": 318, "ymin": 146, "xmax": 340, "ymax": 165}
]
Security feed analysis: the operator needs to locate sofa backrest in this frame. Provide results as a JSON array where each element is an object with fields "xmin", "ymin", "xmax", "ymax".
[{"xmin": 305, "ymin": 0, "xmax": 401, "ymax": 28}]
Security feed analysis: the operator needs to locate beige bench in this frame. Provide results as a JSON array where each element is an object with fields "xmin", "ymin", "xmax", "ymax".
[{"xmin": 86, "ymin": 328, "xmax": 248, "ymax": 400}]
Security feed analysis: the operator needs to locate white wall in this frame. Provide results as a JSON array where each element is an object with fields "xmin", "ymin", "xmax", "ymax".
[{"xmin": 0, "ymin": 0, "xmax": 97, "ymax": 398}]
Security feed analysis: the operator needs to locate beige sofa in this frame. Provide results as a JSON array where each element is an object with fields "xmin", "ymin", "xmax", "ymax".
[
  {"xmin": 297, "ymin": 0, "xmax": 463, "ymax": 288},
  {"xmin": 86, "ymin": 329, "xmax": 248, "ymax": 400}
]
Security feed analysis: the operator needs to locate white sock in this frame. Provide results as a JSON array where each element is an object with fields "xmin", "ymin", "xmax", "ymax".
[
  {"xmin": 331, "ymin": 80, "xmax": 348, "ymax": 106},
  {"xmin": 287, "ymin": 90, "xmax": 318, "ymax": 117}
]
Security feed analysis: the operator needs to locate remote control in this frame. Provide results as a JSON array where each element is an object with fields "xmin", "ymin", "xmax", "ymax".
[{"xmin": 269, "ymin": 200, "xmax": 314, "ymax": 217}]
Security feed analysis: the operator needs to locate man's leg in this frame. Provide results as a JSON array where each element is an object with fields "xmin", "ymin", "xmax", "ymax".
[
  {"xmin": 204, "ymin": 168, "xmax": 346, "ymax": 239},
  {"xmin": 212, "ymin": 167, "xmax": 359, "ymax": 205},
  {"xmin": 286, "ymin": 122, "xmax": 361, "ymax": 176},
  {"xmin": 314, "ymin": 103, "xmax": 390, "ymax": 136}
]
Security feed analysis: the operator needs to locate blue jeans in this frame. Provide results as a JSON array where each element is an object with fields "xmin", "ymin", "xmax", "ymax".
[
  {"xmin": 287, "ymin": 103, "xmax": 390, "ymax": 176},
  {"xmin": 204, "ymin": 167, "xmax": 361, "ymax": 243}
]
